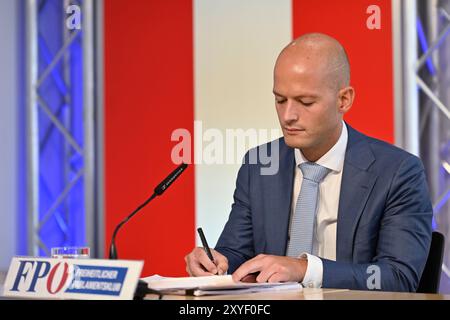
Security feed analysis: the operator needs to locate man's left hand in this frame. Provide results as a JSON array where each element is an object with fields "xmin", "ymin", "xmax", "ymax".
[{"xmin": 232, "ymin": 254, "xmax": 308, "ymax": 283}]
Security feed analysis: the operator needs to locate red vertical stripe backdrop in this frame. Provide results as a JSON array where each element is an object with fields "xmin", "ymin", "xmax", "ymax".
[
  {"xmin": 104, "ymin": 0, "xmax": 195, "ymax": 276},
  {"xmin": 293, "ymin": 0, "xmax": 394, "ymax": 143}
]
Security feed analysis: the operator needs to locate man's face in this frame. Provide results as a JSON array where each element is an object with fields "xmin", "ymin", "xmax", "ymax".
[{"xmin": 273, "ymin": 53, "xmax": 343, "ymax": 153}]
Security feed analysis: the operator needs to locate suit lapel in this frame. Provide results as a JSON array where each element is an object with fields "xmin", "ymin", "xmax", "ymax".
[{"xmin": 336, "ymin": 125, "xmax": 377, "ymax": 261}]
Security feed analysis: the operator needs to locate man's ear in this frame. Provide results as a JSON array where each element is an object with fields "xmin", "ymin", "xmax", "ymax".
[{"xmin": 338, "ymin": 86, "xmax": 355, "ymax": 114}]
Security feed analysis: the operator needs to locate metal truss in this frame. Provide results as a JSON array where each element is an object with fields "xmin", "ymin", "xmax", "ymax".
[
  {"xmin": 415, "ymin": 0, "xmax": 450, "ymax": 280},
  {"xmin": 416, "ymin": 7, "xmax": 450, "ymax": 120},
  {"xmin": 25, "ymin": 0, "xmax": 95, "ymax": 257}
]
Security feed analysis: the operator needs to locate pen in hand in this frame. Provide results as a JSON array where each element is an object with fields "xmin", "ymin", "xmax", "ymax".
[{"xmin": 197, "ymin": 227, "xmax": 219, "ymax": 275}]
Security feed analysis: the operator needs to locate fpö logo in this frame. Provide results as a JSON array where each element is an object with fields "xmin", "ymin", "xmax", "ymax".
[
  {"xmin": 7, "ymin": 258, "xmax": 128, "ymax": 298},
  {"xmin": 11, "ymin": 260, "xmax": 71, "ymax": 294}
]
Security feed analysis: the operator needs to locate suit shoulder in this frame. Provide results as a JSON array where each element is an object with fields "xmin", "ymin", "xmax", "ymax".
[{"xmin": 362, "ymin": 133, "xmax": 424, "ymax": 169}]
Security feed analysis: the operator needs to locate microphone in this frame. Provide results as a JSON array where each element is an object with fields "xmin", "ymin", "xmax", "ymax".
[
  {"xmin": 154, "ymin": 162, "xmax": 188, "ymax": 195},
  {"xmin": 108, "ymin": 162, "xmax": 188, "ymax": 260}
]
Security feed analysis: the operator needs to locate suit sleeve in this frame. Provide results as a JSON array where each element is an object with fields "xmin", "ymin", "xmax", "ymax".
[
  {"xmin": 322, "ymin": 155, "xmax": 433, "ymax": 292},
  {"xmin": 215, "ymin": 152, "xmax": 255, "ymax": 273}
]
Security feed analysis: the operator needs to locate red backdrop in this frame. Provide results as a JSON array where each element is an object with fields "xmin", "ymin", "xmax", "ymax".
[{"xmin": 104, "ymin": 0, "xmax": 195, "ymax": 276}]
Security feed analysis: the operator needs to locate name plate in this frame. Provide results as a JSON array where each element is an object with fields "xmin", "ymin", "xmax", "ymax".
[{"xmin": 2, "ymin": 257, "xmax": 143, "ymax": 300}]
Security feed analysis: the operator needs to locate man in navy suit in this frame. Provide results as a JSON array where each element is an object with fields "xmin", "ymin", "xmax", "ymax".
[{"xmin": 185, "ymin": 33, "xmax": 432, "ymax": 292}]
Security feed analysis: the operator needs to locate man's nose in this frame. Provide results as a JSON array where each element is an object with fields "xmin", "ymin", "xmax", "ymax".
[{"xmin": 283, "ymin": 100, "xmax": 299, "ymax": 123}]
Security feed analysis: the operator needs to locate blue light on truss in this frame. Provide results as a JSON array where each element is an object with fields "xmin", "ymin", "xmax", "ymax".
[
  {"xmin": 37, "ymin": 0, "xmax": 86, "ymax": 255},
  {"xmin": 417, "ymin": 17, "xmax": 436, "ymax": 76}
]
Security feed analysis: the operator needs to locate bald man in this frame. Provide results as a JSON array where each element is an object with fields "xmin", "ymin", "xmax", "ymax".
[{"xmin": 185, "ymin": 33, "xmax": 432, "ymax": 292}]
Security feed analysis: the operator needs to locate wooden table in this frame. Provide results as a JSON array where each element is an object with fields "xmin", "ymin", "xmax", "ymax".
[
  {"xmin": 1, "ymin": 270, "xmax": 448, "ymax": 300},
  {"xmin": 145, "ymin": 287, "xmax": 450, "ymax": 300}
]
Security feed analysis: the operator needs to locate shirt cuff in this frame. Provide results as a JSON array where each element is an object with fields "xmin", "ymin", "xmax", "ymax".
[{"xmin": 300, "ymin": 253, "xmax": 323, "ymax": 288}]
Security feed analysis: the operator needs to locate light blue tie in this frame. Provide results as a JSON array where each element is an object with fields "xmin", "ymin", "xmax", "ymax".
[{"xmin": 286, "ymin": 162, "xmax": 331, "ymax": 257}]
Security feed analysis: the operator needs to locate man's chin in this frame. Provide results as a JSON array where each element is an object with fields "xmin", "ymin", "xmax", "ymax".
[{"xmin": 283, "ymin": 135, "xmax": 310, "ymax": 149}]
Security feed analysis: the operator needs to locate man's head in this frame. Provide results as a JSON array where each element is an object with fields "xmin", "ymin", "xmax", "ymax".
[{"xmin": 273, "ymin": 33, "xmax": 354, "ymax": 161}]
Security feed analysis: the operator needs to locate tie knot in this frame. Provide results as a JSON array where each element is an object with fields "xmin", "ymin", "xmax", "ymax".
[{"xmin": 299, "ymin": 162, "xmax": 331, "ymax": 183}]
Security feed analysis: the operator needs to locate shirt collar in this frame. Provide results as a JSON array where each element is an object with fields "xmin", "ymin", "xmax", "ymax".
[{"xmin": 294, "ymin": 122, "xmax": 348, "ymax": 173}]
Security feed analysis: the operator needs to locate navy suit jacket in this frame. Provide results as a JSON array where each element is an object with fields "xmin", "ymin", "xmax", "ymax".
[{"xmin": 215, "ymin": 124, "xmax": 433, "ymax": 292}]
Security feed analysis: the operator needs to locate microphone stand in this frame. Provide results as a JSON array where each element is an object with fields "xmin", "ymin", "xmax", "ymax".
[
  {"xmin": 109, "ymin": 193, "xmax": 161, "ymax": 300},
  {"xmin": 107, "ymin": 163, "xmax": 188, "ymax": 300},
  {"xmin": 109, "ymin": 193, "xmax": 157, "ymax": 260}
]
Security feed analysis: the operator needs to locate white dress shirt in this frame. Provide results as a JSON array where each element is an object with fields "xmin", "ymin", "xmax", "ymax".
[{"xmin": 288, "ymin": 122, "xmax": 348, "ymax": 288}]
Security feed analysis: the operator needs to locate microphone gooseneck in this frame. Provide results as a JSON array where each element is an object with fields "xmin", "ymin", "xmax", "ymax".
[{"xmin": 108, "ymin": 163, "xmax": 188, "ymax": 260}]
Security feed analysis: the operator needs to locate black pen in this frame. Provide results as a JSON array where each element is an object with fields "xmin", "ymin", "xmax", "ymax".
[{"xmin": 197, "ymin": 227, "xmax": 215, "ymax": 263}]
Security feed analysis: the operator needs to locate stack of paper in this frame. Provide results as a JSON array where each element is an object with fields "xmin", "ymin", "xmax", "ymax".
[{"xmin": 141, "ymin": 274, "xmax": 302, "ymax": 296}]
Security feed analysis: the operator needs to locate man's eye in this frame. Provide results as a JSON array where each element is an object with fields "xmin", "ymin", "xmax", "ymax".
[
  {"xmin": 276, "ymin": 99, "xmax": 287, "ymax": 104},
  {"xmin": 300, "ymin": 101, "xmax": 314, "ymax": 106}
]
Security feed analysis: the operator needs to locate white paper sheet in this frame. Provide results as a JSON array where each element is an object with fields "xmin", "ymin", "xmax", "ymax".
[{"xmin": 141, "ymin": 274, "xmax": 302, "ymax": 296}]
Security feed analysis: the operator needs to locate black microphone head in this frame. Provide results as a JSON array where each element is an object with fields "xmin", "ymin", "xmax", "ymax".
[{"xmin": 154, "ymin": 163, "xmax": 188, "ymax": 196}]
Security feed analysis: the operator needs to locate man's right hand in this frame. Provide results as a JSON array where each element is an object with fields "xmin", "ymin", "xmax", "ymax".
[{"xmin": 184, "ymin": 247, "xmax": 228, "ymax": 276}]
